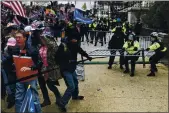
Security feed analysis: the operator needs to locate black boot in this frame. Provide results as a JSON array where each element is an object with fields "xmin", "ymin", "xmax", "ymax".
[
  {"xmin": 72, "ymin": 96, "xmax": 84, "ymax": 100},
  {"xmin": 120, "ymin": 65, "xmax": 124, "ymax": 70},
  {"xmin": 130, "ymin": 72, "xmax": 134, "ymax": 77},
  {"xmin": 90, "ymin": 41, "xmax": 93, "ymax": 44},
  {"xmin": 56, "ymin": 101, "xmax": 67, "ymax": 112},
  {"xmin": 108, "ymin": 65, "xmax": 112, "ymax": 69},
  {"xmin": 147, "ymin": 72, "xmax": 155, "ymax": 77},
  {"xmin": 41, "ymin": 100, "xmax": 51, "ymax": 107},
  {"xmin": 123, "ymin": 70, "xmax": 130, "ymax": 73}
]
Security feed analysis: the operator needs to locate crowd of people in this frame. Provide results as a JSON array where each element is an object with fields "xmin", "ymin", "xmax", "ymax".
[{"xmin": 1, "ymin": 3, "xmax": 167, "ymax": 113}]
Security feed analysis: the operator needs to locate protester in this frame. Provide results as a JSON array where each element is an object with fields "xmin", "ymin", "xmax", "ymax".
[
  {"xmin": 14, "ymin": 30, "xmax": 42, "ymax": 113},
  {"xmin": 3, "ymin": 37, "xmax": 17, "ymax": 108},
  {"xmin": 55, "ymin": 22, "xmax": 92, "ymax": 112},
  {"xmin": 39, "ymin": 34, "xmax": 62, "ymax": 107}
]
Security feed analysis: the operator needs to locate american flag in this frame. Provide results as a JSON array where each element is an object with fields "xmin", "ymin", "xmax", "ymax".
[{"xmin": 2, "ymin": 1, "xmax": 26, "ymax": 25}]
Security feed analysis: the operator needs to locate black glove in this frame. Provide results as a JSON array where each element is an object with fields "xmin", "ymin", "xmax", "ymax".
[
  {"xmin": 133, "ymin": 47, "xmax": 138, "ymax": 51},
  {"xmin": 145, "ymin": 48, "xmax": 150, "ymax": 51},
  {"xmin": 87, "ymin": 56, "xmax": 92, "ymax": 61}
]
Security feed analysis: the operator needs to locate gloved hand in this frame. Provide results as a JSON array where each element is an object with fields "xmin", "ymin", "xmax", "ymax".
[
  {"xmin": 133, "ymin": 47, "xmax": 138, "ymax": 51},
  {"xmin": 87, "ymin": 56, "xmax": 92, "ymax": 61},
  {"xmin": 145, "ymin": 48, "xmax": 150, "ymax": 51}
]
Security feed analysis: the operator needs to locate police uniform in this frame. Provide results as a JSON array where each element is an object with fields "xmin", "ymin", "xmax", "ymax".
[
  {"xmin": 103, "ymin": 23, "xmax": 109, "ymax": 44},
  {"xmin": 123, "ymin": 35, "xmax": 140, "ymax": 77},
  {"xmin": 146, "ymin": 33, "xmax": 167, "ymax": 76},
  {"xmin": 123, "ymin": 22, "xmax": 133, "ymax": 37},
  {"xmin": 89, "ymin": 22, "xmax": 97, "ymax": 43},
  {"xmin": 84, "ymin": 24, "xmax": 89, "ymax": 42},
  {"xmin": 112, "ymin": 26, "xmax": 126, "ymax": 35},
  {"xmin": 95, "ymin": 22, "xmax": 104, "ymax": 46}
]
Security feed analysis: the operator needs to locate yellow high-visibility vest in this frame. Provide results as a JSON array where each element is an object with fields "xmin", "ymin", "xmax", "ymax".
[{"xmin": 123, "ymin": 41, "xmax": 140, "ymax": 54}]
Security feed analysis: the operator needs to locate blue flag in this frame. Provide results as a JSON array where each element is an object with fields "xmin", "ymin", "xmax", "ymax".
[
  {"xmin": 20, "ymin": 85, "xmax": 35, "ymax": 113},
  {"xmin": 74, "ymin": 9, "xmax": 93, "ymax": 24}
]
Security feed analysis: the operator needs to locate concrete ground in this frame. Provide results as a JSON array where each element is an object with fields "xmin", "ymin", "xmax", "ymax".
[{"xmin": 2, "ymin": 62, "xmax": 168, "ymax": 112}]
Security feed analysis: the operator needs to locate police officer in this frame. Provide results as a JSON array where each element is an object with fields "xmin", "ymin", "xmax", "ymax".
[
  {"xmin": 103, "ymin": 20, "xmax": 109, "ymax": 44},
  {"xmin": 84, "ymin": 23, "xmax": 89, "ymax": 42},
  {"xmin": 80, "ymin": 23, "xmax": 89, "ymax": 42},
  {"xmin": 123, "ymin": 33, "xmax": 140, "ymax": 77},
  {"xmin": 89, "ymin": 21, "xmax": 97, "ymax": 44},
  {"xmin": 108, "ymin": 23, "xmax": 127, "ymax": 69},
  {"xmin": 80, "ymin": 23, "xmax": 85, "ymax": 42},
  {"xmin": 146, "ymin": 32, "xmax": 167, "ymax": 76},
  {"xmin": 95, "ymin": 21, "xmax": 104, "ymax": 46},
  {"xmin": 122, "ymin": 21, "xmax": 129, "ymax": 35},
  {"xmin": 134, "ymin": 19, "xmax": 142, "ymax": 41}
]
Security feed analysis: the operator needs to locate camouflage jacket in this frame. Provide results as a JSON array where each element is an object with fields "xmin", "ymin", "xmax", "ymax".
[{"xmin": 43, "ymin": 36, "xmax": 62, "ymax": 81}]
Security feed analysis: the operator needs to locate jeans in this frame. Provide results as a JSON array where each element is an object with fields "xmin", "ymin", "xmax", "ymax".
[
  {"xmin": 15, "ymin": 79, "xmax": 42, "ymax": 113},
  {"xmin": 60, "ymin": 71, "xmax": 79, "ymax": 107}
]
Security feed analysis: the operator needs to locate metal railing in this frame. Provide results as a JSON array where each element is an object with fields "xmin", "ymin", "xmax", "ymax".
[{"xmin": 87, "ymin": 30, "xmax": 151, "ymax": 49}]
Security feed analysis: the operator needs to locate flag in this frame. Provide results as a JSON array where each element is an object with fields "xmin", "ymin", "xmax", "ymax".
[
  {"xmin": 74, "ymin": 9, "xmax": 93, "ymax": 24},
  {"xmin": 2, "ymin": 1, "xmax": 26, "ymax": 25},
  {"xmin": 20, "ymin": 85, "xmax": 35, "ymax": 113}
]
